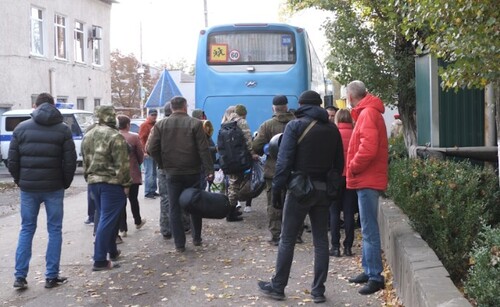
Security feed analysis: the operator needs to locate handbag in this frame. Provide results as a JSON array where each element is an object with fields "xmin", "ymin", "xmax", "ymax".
[{"xmin": 286, "ymin": 120, "xmax": 318, "ymax": 201}]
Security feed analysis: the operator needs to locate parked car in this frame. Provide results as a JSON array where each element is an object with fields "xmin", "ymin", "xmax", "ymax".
[{"xmin": 130, "ymin": 118, "xmax": 145, "ymax": 134}]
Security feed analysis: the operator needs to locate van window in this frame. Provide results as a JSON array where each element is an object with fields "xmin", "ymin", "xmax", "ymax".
[{"xmin": 5, "ymin": 117, "xmax": 30, "ymax": 131}]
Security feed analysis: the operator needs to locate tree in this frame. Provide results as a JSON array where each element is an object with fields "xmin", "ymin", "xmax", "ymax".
[
  {"xmin": 287, "ymin": 0, "xmax": 418, "ymax": 149},
  {"xmin": 110, "ymin": 50, "xmax": 157, "ymax": 115}
]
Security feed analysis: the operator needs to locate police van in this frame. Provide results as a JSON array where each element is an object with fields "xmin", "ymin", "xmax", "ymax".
[{"xmin": 0, "ymin": 107, "xmax": 94, "ymax": 166}]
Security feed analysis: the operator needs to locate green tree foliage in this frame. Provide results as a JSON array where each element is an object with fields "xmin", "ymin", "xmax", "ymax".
[
  {"xmin": 402, "ymin": 0, "xmax": 500, "ymax": 89},
  {"xmin": 287, "ymin": 0, "xmax": 418, "ymax": 148}
]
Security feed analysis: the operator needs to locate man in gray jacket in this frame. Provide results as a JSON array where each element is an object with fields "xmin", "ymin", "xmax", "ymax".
[{"xmin": 148, "ymin": 96, "xmax": 214, "ymax": 252}]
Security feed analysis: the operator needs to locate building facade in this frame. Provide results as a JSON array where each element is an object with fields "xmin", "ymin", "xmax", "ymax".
[{"xmin": 0, "ymin": 0, "xmax": 114, "ymax": 114}]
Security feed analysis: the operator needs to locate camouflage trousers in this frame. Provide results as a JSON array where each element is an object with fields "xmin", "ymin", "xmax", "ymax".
[
  {"xmin": 158, "ymin": 169, "xmax": 190, "ymax": 236},
  {"xmin": 266, "ymin": 179, "xmax": 283, "ymax": 240}
]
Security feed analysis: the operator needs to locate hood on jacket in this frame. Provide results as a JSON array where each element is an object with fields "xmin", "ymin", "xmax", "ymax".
[
  {"xmin": 294, "ymin": 104, "xmax": 329, "ymax": 124},
  {"xmin": 351, "ymin": 94, "xmax": 385, "ymax": 122},
  {"xmin": 95, "ymin": 105, "xmax": 117, "ymax": 128},
  {"xmin": 31, "ymin": 103, "xmax": 63, "ymax": 126}
]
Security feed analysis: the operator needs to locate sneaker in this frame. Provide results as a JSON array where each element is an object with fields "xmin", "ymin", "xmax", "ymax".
[
  {"xmin": 84, "ymin": 218, "xmax": 94, "ymax": 225},
  {"xmin": 116, "ymin": 235, "xmax": 123, "ymax": 244},
  {"xmin": 257, "ymin": 281, "xmax": 285, "ymax": 301},
  {"xmin": 119, "ymin": 231, "xmax": 127, "ymax": 238},
  {"xmin": 153, "ymin": 192, "xmax": 160, "ymax": 197},
  {"xmin": 243, "ymin": 206, "xmax": 252, "ymax": 213},
  {"xmin": 144, "ymin": 194, "xmax": 156, "ymax": 199},
  {"xmin": 193, "ymin": 238, "xmax": 202, "ymax": 246},
  {"xmin": 358, "ymin": 280, "xmax": 385, "ymax": 295},
  {"xmin": 268, "ymin": 238, "xmax": 279, "ymax": 246},
  {"xmin": 92, "ymin": 261, "xmax": 120, "ymax": 271},
  {"xmin": 13, "ymin": 277, "xmax": 27, "ymax": 289},
  {"xmin": 312, "ymin": 294, "xmax": 326, "ymax": 303},
  {"xmin": 45, "ymin": 276, "xmax": 68, "ymax": 289},
  {"xmin": 163, "ymin": 233, "xmax": 172, "ymax": 240},
  {"xmin": 110, "ymin": 249, "xmax": 121, "ymax": 261},
  {"xmin": 135, "ymin": 219, "xmax": 146, "ymax": 229},
  {"xmin": 348, "ymin": 272, "xmax": 369, "ymax": 284}
]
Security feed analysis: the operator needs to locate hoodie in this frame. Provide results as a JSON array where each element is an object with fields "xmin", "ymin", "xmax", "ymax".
[
  {"xmin": 82, "ymin": 106, "xmax": 131, "ymax": 186},
  {"xmin": 346, "ymin": 94, "xmax": 388, "ymax": 190},
  {"xmin": 7, "ymin": 103, "xmax": 77, "ymax": 192}
]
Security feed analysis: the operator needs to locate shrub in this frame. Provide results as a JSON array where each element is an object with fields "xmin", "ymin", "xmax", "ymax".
[
  {"xmin": 387, "ymin": 158, "xmax": 500, "ymax": 283},
  {"xmin": 464, "ymin": 224, "xmax": 500, "ymax": 307}
]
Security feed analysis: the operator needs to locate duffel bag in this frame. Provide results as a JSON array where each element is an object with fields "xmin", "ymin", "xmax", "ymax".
[{"xmin": 179, "ymin": 187, "xmax": 230, "ymax": 219}]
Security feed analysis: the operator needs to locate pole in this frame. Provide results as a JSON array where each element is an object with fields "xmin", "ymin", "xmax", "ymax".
[
  {"xmin": 204, "ymin": 0, "xmax": 208, "ymax": 27},
  {"xmin": 139, "ymin": 21, "xmax": 144, "ymax": 118}
]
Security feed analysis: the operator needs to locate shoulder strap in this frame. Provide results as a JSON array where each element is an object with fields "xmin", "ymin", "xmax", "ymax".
[{"xmin": 297, "ymin": 120, "xmax": 317, "ymax": 144}]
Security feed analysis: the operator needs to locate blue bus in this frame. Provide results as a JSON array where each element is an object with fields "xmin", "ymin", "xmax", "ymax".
[{"xmin": 195, "ymin": 23, "xmax": 325, "ymax": 136}]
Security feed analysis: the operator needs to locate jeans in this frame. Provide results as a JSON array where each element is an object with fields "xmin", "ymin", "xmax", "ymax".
[
  {"xmin": 87, "ymin": 189, "xmax": 95, "ymax": 221},
  {"xmin": 357, "ymin": 188, "xmax": 384, "ymax": 283},
  {"xmin": 15, "ymin": 189, "xmax": 65, "ymax": 279},
  {"xmin": 90, "ymin": 183, "xmax": 126, "ymax": 267},
  {"xmin": 143, "ymin": 156, "xmax": 158, "ymax": 196},
  {"xmin": 271, "ymin": 188, "xmax": 330, "ymax": 297},
  {"xmin": 330, "ymin": 177, "xmax": 357, "ymax": 249},
  {"xmin": 165, "ymin": 173, "xmax": 202, "ymax": 248}
]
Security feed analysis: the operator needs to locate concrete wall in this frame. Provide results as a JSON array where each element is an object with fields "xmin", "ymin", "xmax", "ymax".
[
  {"xmin": 379, "ymin": 199, "xmax": 472, "ymax": 307},
  {"xmin": 0, "ymin": 0, "xmax": 112, "ymax": 111}
]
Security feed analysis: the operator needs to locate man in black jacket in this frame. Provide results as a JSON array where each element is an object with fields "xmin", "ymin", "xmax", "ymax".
[
  {"xmin": 258, "ymin": 90, "xmax": 344, "ymax": 304},
  {"xmin": 8, "ymin": 92, "xmax": 77, "ymax": 290}
]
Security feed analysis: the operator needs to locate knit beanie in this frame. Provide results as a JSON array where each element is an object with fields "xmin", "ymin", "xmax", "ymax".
[{"xmin": 298, "ymin": 90, "xmax": 322, "ymax": 105}]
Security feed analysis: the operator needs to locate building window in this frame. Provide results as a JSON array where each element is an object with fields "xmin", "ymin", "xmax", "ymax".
[
  {"xmin": 74, "ymin": 21, "xmax": 85, "ymax": 63},
  {"xmin": 30, "ymin": 7, "xmax": 44, "ymax": 56},
  {"xmin": 92, "ymin": 26, "xmax": 102, "ymax": 65},
  {"xmin": 94, "ymin": 98, "xmax": 101, "ymax": 107},
  {"xmin": 77, "ymin": 98, "xmax": 85, "ymax": 110},
  {"xmin": 54, "ymin": 14, "xmax": 66, "ymax": 59}
]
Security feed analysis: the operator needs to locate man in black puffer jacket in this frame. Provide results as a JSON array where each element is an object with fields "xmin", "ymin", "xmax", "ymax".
[
  {"xmin": 258, "ymin": 90, "xmax": 344, "ymax": 304},
  {"xmin": 8, "ymin": 92, "xmax": 77, "ymax": 290}
]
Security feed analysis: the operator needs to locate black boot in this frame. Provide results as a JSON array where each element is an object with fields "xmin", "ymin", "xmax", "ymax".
[{"xmin": 226, "ymin": 206, "xmax": 243, "ymax": 222}]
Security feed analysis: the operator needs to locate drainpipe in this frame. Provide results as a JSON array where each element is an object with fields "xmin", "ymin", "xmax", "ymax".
[{"xmin": 49, "ymin": 68, "xmax": 56, "ymax": 101}]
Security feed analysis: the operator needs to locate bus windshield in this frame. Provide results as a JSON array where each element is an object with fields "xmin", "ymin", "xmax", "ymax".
[{"xmin": 207, "ymin": 31, "xmax": 296, "ymax": 65}]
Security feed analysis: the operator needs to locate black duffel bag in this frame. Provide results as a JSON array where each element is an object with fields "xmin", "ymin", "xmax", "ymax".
[{"xmin": 179, "ymin": 187, "xmax": 230, "ymax": 219}]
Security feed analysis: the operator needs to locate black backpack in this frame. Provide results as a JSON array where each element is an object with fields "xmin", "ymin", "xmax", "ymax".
[{"xmin": 217, "ymin": 120, "xmax": 252, "ymax": 174}]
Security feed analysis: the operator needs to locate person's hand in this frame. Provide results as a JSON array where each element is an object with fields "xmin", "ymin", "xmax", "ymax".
[
  {"xmin": 206, "ymin": 173, "xmax": 214, "ymax": 183},
  {"xmin": 272, "ymin": 189, "xmax": 284, "ymax": 209},
  {"xmin": 123, "ymin": 187, "xmax": 130, "ymax": 197},
  {"xmin": 252, "ymin": 153, "xmax": 260, "ymax": 161}
]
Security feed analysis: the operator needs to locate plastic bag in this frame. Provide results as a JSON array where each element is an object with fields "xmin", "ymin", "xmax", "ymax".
[
  {"xmin": 238, "ymin": 160, "xmax": 266, "ymax": 201},
  {"xmin": 214, "ymin": 169, "xmax": 224, "ymax": 184}
]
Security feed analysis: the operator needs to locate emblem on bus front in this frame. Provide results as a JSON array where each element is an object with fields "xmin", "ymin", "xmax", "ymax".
[{"xmin": 246, "ymin": 81, "xmax": 257, "ymax": 88}]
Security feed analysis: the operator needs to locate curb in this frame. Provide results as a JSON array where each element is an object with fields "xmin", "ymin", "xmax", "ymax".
[{"xmin": 379, "ymin": 199, "xmax": 472, "ymax": 307}]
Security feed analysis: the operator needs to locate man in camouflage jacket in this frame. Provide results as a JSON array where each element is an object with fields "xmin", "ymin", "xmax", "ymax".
[
  {"xmin": 252, "ymin": 95, "xmax": 295, "ymax": 245},
  {"xmin": 82, "ymin": 106, "xmax": 131, "ymax": 271}
]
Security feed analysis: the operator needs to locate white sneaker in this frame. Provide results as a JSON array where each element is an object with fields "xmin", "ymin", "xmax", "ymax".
[
  {"xmin": 236, "ymin": 201, "xmax": 243, "ymax": 209},
  {"xmin": 244, "ymin": 206, "xmax": 252, "ymax": 213},
  {"xmin": 119, "ymin": 231, "xmax": 127, "ymax": 238}
]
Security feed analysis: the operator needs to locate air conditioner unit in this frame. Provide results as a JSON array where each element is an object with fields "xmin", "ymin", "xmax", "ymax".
[{"xmin": 92, "ymin": 27, "xmax": 102, "ymax": 40}]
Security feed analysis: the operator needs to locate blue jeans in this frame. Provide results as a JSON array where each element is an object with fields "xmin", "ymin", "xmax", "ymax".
[
  {"xmin": 143, "ymin": 156, "xmax": 157, "ymax": 196},
  {"xmin": 90, "ymin": 183, "xmax": 126, "ymax": 267},
  {"xmin": 271, "ymin": 188, "xmax": 330, "ymax": 297},
  {"xmin": 15, "ymin": 189, "xmax": 65, "ymax": 279},
  {"xmin": 357, "ymin": 188, "xmax": 384, "ymax": 283},
  {"xmin": 165, "ymin": 173, "xmax": 201, "ymax": 249}
]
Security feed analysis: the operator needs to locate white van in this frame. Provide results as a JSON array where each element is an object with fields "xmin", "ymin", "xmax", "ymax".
[{"xmin": 0, "ymin": 108, "xmax": 94, "ymax": 166}]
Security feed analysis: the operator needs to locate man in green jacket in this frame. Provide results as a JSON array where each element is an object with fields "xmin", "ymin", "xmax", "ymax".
[{"xmin": 252, "ymin": 95, "xmax": 295, "ymax": 245}]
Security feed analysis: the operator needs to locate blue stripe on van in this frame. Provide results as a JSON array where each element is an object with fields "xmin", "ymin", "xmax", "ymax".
[{"xmin": 1, "ymin": 134, "xmax": 82, "ymax": 141}]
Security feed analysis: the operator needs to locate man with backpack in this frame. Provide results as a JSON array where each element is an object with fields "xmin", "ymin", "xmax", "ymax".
[{"xmin": 218, "ymin": 104, "xmax": 259, "ymax": 222}]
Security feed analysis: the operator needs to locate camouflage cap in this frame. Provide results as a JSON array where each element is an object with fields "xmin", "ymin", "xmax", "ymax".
[{"xmin": 95, "ymin": 105, "xmax": 117, "ymax": 128}]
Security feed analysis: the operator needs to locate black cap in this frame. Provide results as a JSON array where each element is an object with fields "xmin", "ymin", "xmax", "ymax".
[
  {"xmin": 298, "ymin": 90, "xmax": 322, "ymax": 105},
  {"xmin": 272, "ymin": 95, "xmax": 288, "ymax": 106}
]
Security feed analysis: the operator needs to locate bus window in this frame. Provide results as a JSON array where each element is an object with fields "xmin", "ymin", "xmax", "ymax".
[{"xmin": 207, "ymin": 31, "xmax": 296, "ymax": 65}]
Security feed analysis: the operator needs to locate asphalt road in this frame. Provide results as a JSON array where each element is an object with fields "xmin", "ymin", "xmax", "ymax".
[{"xmin": 0, "ymin": 167, "xmax": 386, "ymax": 306}]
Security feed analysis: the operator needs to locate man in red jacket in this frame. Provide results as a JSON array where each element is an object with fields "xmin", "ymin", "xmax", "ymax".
[{"xmin": 345, "ymin": 80, "xmax": 388, "ymax": 295}]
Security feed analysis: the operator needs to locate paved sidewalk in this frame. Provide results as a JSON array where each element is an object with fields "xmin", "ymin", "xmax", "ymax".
[{"xmin": 0, "ymin": 185, "xmax": 385, "ymax": 306}]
